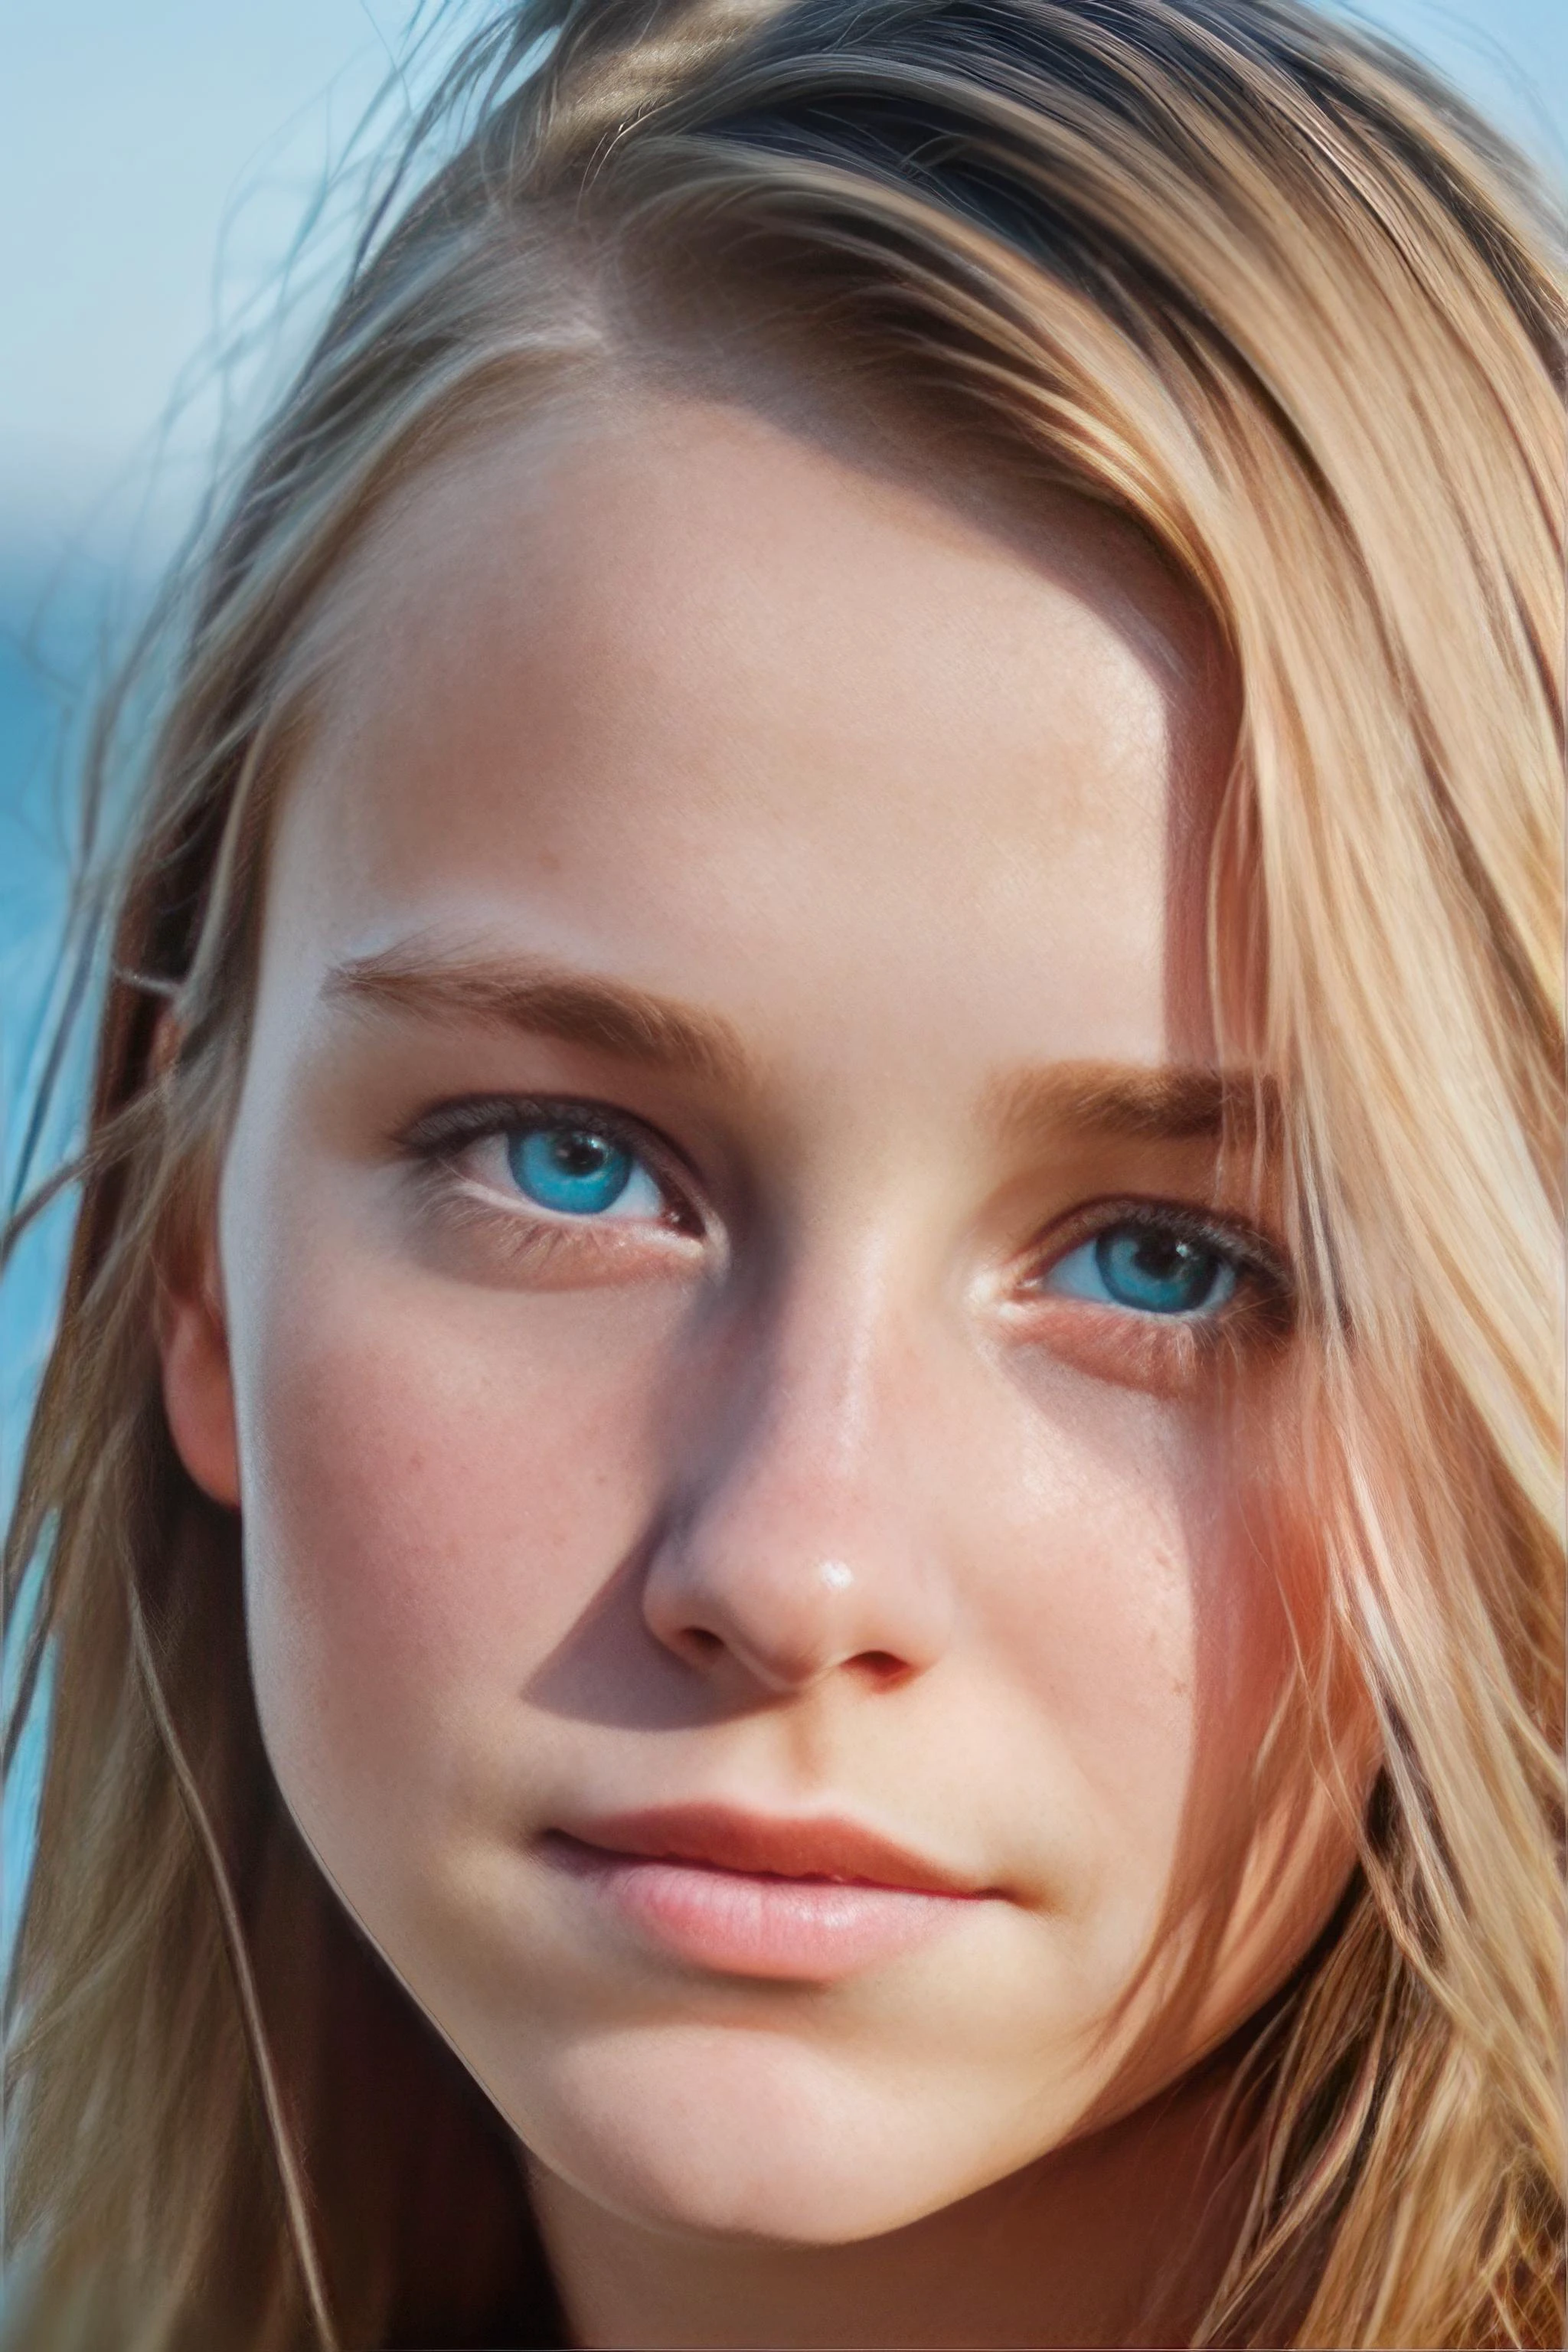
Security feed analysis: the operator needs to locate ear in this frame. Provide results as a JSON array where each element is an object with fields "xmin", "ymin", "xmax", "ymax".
[
  {"xmin": 158, "ymin": 1263, "xmax": 242, "ymax": 1508},
  {"xmin": 152, "ymin": 1013, "xmax": 242, "ymax": 1508}
]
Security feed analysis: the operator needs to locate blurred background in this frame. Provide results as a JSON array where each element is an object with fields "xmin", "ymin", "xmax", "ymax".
[{"xmin": 2, "ymin": 0, "xmax": 1564, "ymax": 1954}]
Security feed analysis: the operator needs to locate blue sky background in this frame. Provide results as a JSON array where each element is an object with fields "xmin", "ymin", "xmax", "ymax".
[{"xmin": 1, "ymin": 0, "xmax": 1563, "ymax": 1949}]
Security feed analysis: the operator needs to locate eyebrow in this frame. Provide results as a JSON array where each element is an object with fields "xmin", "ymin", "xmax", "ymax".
[
  {"xmin": 324, "ymin": 942, "xmax": 1276, "ymax": 1145},
  {"xmin": 980, "ymin": 1061, "xmax": 1277, "ymax": 1148},
  {"xmin": 323, "ymin": 945, "xmax": 760, "ymax": 1092}
]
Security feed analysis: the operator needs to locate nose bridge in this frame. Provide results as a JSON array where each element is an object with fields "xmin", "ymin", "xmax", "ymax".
[
  {"xmin": 767, "ymin": 1224, "xmax": 892, "ymax": 1487},
  {"xmin": 720, "ymin": 1216, "xmax": 927, "ymax": 1534},
  {"xmin": 642, "ymin": 1220, "xmax": 956, "ymax": 1692}
]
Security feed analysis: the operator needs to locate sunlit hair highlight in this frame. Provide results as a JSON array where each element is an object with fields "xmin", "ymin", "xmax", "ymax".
[{"xmin": 4, "ymin": 1, "xmax": 1563, "ymax": 2344}]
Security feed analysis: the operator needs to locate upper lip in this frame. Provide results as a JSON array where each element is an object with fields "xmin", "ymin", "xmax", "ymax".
[{"xmin": 547, "ymin": 1803, "xmax": 991, "ymax": 1897}]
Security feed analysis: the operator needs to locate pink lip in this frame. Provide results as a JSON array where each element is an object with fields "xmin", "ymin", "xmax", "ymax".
[{"xmin": 541, "ymin": 1804, "xmax": 997, "ymax": 1981}]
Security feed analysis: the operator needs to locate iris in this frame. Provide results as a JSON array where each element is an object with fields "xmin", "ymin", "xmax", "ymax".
[
  {"xmin": 507, "ymin": 1123, "xmax": 644, "ymax": 1217},
  {"xmin": 1047, "ymin": 1219, "xmax": 1238, "ymax": 1317}
]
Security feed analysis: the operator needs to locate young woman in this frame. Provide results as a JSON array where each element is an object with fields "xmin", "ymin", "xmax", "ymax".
[{"xmin": 3, "ymin": 0, "xmax": 1562, "ymax": 2344}]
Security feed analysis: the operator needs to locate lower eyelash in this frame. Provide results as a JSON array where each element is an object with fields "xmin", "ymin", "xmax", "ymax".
[
  {"xmin": 420, "ymin": 1165, "xmax": 704, "ymax": 1287},
  {"xmin": 407, "ymin": 1167, "xmax": 571, "ymax": 1266}
]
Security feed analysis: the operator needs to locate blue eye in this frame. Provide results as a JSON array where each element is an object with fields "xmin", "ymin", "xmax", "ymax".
[
  {"xmin": 505, "ymin": 1122, "xmax": 666, "ymax": 1220},
  {"xmin": 1044, "ymin": 1219, "xmax": 1240, "ymax": 1318}
]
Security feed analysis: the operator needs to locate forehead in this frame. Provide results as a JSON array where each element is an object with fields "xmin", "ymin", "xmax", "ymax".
[{"xmin": 264, "ymin": 393, "xmax": 1230, "ymax": 1072}]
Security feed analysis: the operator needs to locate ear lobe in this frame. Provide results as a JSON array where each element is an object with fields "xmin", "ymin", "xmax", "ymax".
[{"xmin": 158, "ymin": 1274, "xmax": 242, "ymax": 1508}]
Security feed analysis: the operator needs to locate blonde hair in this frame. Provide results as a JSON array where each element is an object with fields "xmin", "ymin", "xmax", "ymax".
[{"xmin": 4, "ymin": 0, "xmax": 1563, "ymax": 2344}]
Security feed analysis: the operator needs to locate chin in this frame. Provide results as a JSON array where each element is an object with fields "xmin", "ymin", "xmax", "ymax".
[{"xmin": 506, "ymin": 2020, "xmax": 1036, "ymax": 2246}]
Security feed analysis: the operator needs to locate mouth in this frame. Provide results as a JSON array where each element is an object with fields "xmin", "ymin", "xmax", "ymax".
[{"xmin": 540, "ymin": 1803, "xmax": 997, "ymax": 1981}]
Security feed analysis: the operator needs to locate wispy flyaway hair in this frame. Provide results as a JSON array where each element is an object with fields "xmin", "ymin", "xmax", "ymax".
[{"xmin": 4, "ymin": 1, "xmax": 1563, "ymax": 2344}]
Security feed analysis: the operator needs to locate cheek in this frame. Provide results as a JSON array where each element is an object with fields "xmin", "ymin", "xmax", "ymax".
[
  {"xmin": 233, "ymin": 1229, "xmax": 677, "ymax": 1842},
  {"xmin": 1007, "ymin": 1365, "xmax": 1354, "ymax": 2073},
  {"xmin": 982, "ymin": 1360, "xmax": 1298, "ymax": 1955}
]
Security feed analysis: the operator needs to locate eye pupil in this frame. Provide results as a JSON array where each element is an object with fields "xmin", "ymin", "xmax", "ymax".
[
  {"xmin": 508, "ymin": 1124, "xmax": 635, "ymax": 1214},
  {"xmin": 1094, "ymin": 1225, "xmax": 1221, "ymax": 1315},
  {"xmin": 552, "ymin": 1132, "xmax": 612, "ymax": 1178},
  {"xmin": 1132, "ymin": 1234, "xmax": 1186, "ymax": 1281}
]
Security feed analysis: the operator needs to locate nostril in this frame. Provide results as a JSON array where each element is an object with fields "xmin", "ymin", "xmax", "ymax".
[{"xmin": 851, "ymin": 1649, "xmax": 911, "ymax": 1688}]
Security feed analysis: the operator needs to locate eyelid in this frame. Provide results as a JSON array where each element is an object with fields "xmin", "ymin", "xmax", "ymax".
[
  {"xmin": 397, "ymin": 1093, "xmax": 708, "ymax": 1230},
  {"xmin": 1018, "ymin": 1195, "xmax": 1293, "ymax": 1305}
]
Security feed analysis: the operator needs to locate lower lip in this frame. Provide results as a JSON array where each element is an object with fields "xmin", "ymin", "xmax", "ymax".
[{"xmin": 543, "ymin": 1836, "xmax": 982, "ymax": 1981}]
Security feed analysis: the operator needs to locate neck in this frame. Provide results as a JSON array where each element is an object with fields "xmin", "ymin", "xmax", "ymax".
[{"xmin": 527, "ymin": 2062, "xmax": 1256, "ymax": 2350}]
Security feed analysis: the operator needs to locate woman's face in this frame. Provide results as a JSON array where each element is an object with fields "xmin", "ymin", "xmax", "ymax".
[{"xmin": 164, "ymin": 393, "xmax": 1358, "ymax": 2244}]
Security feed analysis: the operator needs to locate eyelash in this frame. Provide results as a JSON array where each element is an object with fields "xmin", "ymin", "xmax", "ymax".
[
  {"xmin": 400, "ymin": 1095, "xmax": 705, "ymax": 1233},
  {"xmin": 397, "ymin": 1097, "xmax": 1291, "ymax": 1331},
  {"xmin": 1016, "ymin": 1197, "xmax": 1292, "ymax": 1334}
]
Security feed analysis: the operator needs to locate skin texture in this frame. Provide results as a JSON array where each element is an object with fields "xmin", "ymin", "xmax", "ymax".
[{"xmin": 161, "ymin": 394, "xmax": 1368, "ymax": 2346}]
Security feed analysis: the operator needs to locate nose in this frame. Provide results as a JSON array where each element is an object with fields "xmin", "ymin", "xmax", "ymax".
[{"xmin": 641, "ymin": 1240, "xmax": 958, "ymax": 1697}]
